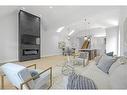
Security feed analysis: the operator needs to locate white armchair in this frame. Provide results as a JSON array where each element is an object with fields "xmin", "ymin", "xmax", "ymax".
[
  {"xmin": 74, "ymin": 52, "xmax": 89, "ymax": 67},
  {"xmin": 0, "ymin": 63, "xmax": 52, "ymax": 89}
]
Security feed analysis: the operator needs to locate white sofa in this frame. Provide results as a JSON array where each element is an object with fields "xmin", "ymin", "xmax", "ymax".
[
  {"xmin": 58, "ymin": 56, "xmax": 127, "ymax": 89},
  {"xmin": 74, "ymin": 61, "xmax": 111, "ymax": 89}
]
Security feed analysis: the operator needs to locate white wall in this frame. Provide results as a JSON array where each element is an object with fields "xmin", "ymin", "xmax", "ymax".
[
  {"xmin": 118, "ymin": 7, "xmax": 127, "ymax": 56},
  {"xmin": 91, "ymin": 37, "xmax": 106, "ymax": 54},
  {"xmin": 106, "ymin": 26, "xmax": 119, "ymax": 55},
  {"xmin": 0, "ymin": 10, "xmax": 18, "ymax": 63},
  {"xmin": 41, "ymin": 28, "xmax": 62, "ymax": 57},
  {"xmin": 123, "ymin": 18, "xmax": 127, "ymax": 56}
]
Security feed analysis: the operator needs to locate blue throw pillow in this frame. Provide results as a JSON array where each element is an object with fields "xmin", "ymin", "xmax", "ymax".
[
  {"xmin": 28, "ymin": 69, "xmax": 40, "ymax": 80},
  {"xmin": 97, "ymin": 54, "xmax": 116, "ymax": 74}
]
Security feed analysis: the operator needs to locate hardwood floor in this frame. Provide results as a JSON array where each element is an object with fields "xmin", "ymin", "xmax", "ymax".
[{"xmin": 0, "ymin": 55, "xmax": 67, "ymax": 89}]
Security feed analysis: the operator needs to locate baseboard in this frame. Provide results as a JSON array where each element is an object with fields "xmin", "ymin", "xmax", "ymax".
[
  {"xmin": 41, "ymin": 53, "xmax": 62, "ymax": 58},
  {"xmin": 0, "ymin": 53, "xmax": 62, "ymax": 65}
]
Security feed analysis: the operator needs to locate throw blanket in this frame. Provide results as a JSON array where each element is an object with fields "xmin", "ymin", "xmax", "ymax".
[{"xmin": 67, "ymin": 73, "xmax": 97, "ymax": 89}]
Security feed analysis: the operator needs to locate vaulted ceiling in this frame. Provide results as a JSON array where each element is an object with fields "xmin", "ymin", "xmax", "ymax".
[
  {"xmin": 24, "ymin": 6, "xmax": 121, "ymax": 31},
  {"xmin": 0, "ymin": 6, "xmax": 122, "ymax": 32}
]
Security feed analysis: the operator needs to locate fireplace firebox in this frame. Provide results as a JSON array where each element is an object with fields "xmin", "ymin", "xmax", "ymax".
[{"xmin": 23, "ymin": 49, "xmax": 38, "ymax": 55}]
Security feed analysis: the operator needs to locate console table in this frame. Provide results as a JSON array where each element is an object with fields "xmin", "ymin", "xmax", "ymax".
[{"xmin": 79, "ymin": 49, "xmax": 97, "ymax": 60}]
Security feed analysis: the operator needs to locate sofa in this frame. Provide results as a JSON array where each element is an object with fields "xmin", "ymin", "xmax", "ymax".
[{"xmin": 61, "ymin": 55, "xmax": 127, "ymax": 89}]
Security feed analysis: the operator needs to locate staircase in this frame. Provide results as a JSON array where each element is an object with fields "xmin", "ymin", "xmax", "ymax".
[{"xmin": 81, "ymin": 40, "xmax": 89, "ymax": 49}]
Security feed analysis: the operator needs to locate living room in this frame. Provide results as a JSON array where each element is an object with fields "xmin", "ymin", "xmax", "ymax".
[{"xmin": 0, "ymin": 6, "xmax": 127, "ymax": 90}]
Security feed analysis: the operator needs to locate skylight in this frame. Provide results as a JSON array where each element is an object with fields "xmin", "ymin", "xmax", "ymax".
[
  {"xmin": 68, "ymin": 30, "xmax": 75, "ymax": 36},
  {"xmin": 56, "ymin": 26, "xmax": 65, "ymax": 33}
]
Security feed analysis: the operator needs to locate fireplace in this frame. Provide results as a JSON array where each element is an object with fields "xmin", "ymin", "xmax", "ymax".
[{"xmin": 19, "ymin": 10, "xmax": 40, "ymax": 61}]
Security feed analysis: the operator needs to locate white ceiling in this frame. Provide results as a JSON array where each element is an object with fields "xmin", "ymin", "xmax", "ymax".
[{"xmin": 0, "ymin": 6, "xmax": 122, "ymax": 32}]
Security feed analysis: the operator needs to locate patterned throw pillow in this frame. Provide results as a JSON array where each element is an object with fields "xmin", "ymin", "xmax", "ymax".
[{"xmin": 97, "ymin": 54, "xmax": 117, "ymax": 74}]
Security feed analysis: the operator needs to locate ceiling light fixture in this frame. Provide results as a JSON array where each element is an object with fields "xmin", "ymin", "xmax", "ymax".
[
  {"xmin": 68, "ymin": 30, "xmax": 75, "ymax": 36},
  {"xmin": 56, "ymin": 26, "xmax": 65, "ymax": 33},
  {"xmin": 84, "ymin": 36, "xmax": 88, "ymax": 40}
]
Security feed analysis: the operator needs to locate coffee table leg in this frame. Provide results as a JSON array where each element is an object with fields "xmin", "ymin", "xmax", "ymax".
[{"xmin": 1, "ymin": 75, "xmax": 4, "ymax": 89}]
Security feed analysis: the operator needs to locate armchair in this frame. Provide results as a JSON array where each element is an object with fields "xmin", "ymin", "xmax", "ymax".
[
  {"xmin": 74, "ymin": 52, "xmax": 89, "ymax": 67},
  {"xmin": 0, "ymin": 63, "xmax": 52, "ymax": 89}
]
